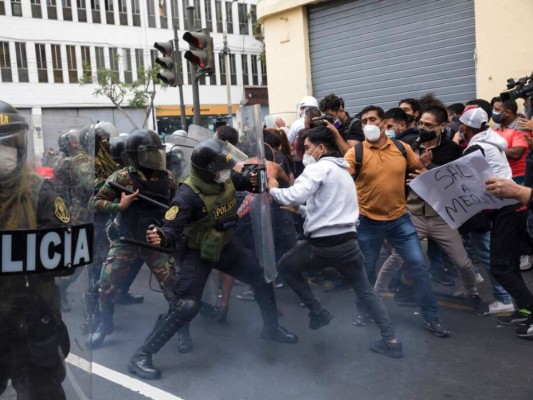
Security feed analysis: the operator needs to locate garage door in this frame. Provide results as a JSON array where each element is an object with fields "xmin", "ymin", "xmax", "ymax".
[{"xmin": 308, "ymin": 0, "xmax": 476, "ymax": 114}]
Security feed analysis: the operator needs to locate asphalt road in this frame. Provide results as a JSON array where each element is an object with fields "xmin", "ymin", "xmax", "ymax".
[{"xmin": 53, "ymin": 258, "xmax": 533, "ymax": 400}]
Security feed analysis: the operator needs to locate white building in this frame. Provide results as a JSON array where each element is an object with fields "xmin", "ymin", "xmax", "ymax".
[{"xmin": 0, "ymin": 0, "xmax": 267, "ymax": 133}]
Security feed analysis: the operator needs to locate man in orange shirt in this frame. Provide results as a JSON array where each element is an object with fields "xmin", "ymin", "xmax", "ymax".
[{"xmin": 344, "ymin": 105, "xmax": 449, "ymax": 338}]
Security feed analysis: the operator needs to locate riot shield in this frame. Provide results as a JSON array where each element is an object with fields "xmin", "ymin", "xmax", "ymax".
[
  {"xmin": 238, "ymin": 105, "xmax": 277, "ymax": 283},
  {"xmin": 0, "ymin": 110, "xmax": 94, "ymax": 399}
]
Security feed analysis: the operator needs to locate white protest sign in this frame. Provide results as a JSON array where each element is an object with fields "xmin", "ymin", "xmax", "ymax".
[{"xmin": 408, "ymin": 151, "xmax": 518, "ymax": 229}]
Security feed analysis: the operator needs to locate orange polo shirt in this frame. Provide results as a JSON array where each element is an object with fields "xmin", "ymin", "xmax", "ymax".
[
  {"xmin": 493, "ymin": 119, "xmax": 529, "ymax": 178},
  {"xmin": 344, "ymin": 138, "xmax": 419, "ymax": 221}
]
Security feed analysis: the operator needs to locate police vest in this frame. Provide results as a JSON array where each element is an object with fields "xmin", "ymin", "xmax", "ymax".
[{"xmin": 182, "ymin": 176, "xmax": 237, "ymax": 252}]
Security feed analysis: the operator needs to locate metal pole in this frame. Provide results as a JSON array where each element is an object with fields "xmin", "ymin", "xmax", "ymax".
[
  {"xmin": 151, "ymin": 78, "xmax": 157, "ymax": 131},
  {"xmin": 187, "ymin": 5, "xmax": 201, "ymax": 126},
  {"xmin": 173, "ymin": 24, "xmax": 187, "ymax": 130},
  {"xmin": 223, "ymin": 31, "xmax": 232, "ymax": 127}
]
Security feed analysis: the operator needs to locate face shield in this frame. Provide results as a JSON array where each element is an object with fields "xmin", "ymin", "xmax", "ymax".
[
  {"xmin": 137, "ymin": 144, "xmax": 167, "ymax": 171},
  {"xmin": 208, "ymin": 140, "xmax": 249, "ymax": 172},
  {"xmin": 0, "ymin": 130, "xmax": 26, "ymax": 179}
]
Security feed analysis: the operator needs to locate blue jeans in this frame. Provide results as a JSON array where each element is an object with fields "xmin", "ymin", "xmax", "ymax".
[
  {"xmin": 357, "ymin": 214, "xmax": 439, "ymax": 320},
  {"xmin": 463, "ymin": 231, "xmax": 513, "ymax": 304}
]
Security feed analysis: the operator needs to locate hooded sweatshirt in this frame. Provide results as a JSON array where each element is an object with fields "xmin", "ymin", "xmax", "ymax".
[
  {"xmin": 269, "ymin": 156, "xmax": 358, "ymax": 238},
  {"xmin": 466, "ymin": 127, "xmax": 512, "ymax": 180}
]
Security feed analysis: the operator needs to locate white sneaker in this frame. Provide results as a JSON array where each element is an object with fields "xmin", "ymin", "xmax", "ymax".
[
  {"xmin": 487, "ymin": 301, "xmax": 516, "ymax": 315},
  {"xmin": 475, "ymin": 272, "xmax": 484, "ymax": 285},
  {"xmin": 520, "ymin": 255, "xmax": 533, "ymax": 271}
]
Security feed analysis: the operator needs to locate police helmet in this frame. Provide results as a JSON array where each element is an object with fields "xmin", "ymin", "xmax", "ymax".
[
  {"xmin": 110, "ymin": 135, "xmax": 127, "ymax": 167},
  {"xmin": 0, "ymin": 100, "xmax": 29, "ymax": 184},
  {"xmin": 171, "ymin": 129, "xmax": 187, "ymax": 137},
  {"xmin": 124, "ymin": 129, "xmax": 166, "ymax": 171},
  {"xmin": 191, "ymin": 138, "xmax": 247, "ymax": 182},
  {"xmin": 94, "ymin": 121, "xmax": 119, "ymax": 154}
]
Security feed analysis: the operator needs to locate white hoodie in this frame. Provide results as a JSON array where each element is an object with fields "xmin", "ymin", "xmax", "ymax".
[
  {"xmin": 269, "ymin": 156, "xmax": 358, "ymax": 238},
  {"xmin": 466, "ymin": 127, "xmax": 512, "ymax": 179}
]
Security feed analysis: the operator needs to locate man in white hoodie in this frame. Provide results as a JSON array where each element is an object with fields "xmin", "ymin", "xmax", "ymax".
[
  {"xmin": 460, "ymin": 107, "xmax": 533, "ymax": 333},
  {"xmin": 268, "ymin": 126, "xmax": 403, "ymax": 358}
]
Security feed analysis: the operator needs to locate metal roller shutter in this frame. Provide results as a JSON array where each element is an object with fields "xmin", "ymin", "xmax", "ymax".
[{"xmin": 308, "ymin": 0, "xmax": 476, "ymax": 114}]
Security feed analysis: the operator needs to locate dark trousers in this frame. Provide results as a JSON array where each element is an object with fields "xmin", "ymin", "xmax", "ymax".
[
  {"xmin": 278, "ymin": 238, "xmax": 396, "ymax": 341},
  {"xmin": 490, "ymin": 208, "xmax": 533, "ymax": 311}
]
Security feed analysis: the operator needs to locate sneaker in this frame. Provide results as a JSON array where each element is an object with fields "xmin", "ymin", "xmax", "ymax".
[
  {"xmin": 369, "ymin": 339, "xmax": 404, "ymax": 358},
  {"xmin": 453, "ymin": 286, "xmax": 467, "ymax": 299},
  {"xmin": 520, "ymin": 255, "xmax": 533, "ymax": 271},
  {"xmin": 515, "ymin": 315, "xmax": 533, "ymax": 338},
  {"xmin": 423, "ymin": 317, "xmax": 450, "ymax": 337},
  {"xmin": 274, "ymin": 281, "xmax": 284, "ymax": 289},
  {"xmin": 497, "ymin": 309, "xmax": 531, "ymax": 325},
  {"xmin": 352, "ymin": 311, "xmax": 369, "ymax": 327},
  {"xmin": 487, "ymin": 301, "xmax": 516, "ymax": 315},
  {"xmin": 469, "ymin": 294, "xmax": 489, "ymax": 316},
  {"xmin": 308, "ymin": 309, "xmax": 334, "ymax": 330},
  {"xmin": 430, "ymin": 270, "xmax": 454, "ymax": 286},
  {"xmin": 236, "ymin": 289, "xmax": 255, "ymax": 301},
  {"xmin": 474, "ymin": 272, "xmax": 484, "ymax": 285}
]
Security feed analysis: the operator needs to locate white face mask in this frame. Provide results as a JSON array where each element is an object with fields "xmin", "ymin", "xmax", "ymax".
[
  {"xmin": 0, "ymin": 145, "xmax": 18, "ymax": 178},
  {"xmin": 215, "ymin": 169, "xmax": 231, "ymax": 183},
  {"xmin": 302, "ymin": 146, "xmax": 320, "ymax": 167},
  {"xmin": 363, "ymin": 124, "xmax": 381, "ymax": 142}
]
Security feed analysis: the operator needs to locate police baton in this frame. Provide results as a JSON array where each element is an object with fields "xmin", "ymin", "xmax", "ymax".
[
  {"xmin": 109, "ymin": 181, "xmax": 168, "ymax": 210},
  {"xmin": 118, "ymin": 237, "xmax": 173, "ymax": 254}
]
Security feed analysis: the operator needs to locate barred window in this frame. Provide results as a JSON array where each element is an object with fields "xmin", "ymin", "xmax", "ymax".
[
  {"xmin": 51, "ymin": 44, "xmax": 63, "ymax": 83},
  {"xmin": 15, "ymin": 42, "xmax": 29, "ymax": 82}
]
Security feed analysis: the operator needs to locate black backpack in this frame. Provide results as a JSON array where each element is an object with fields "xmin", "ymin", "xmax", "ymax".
[{"xmin": 352, "ymin": 139, "xmax": 408, "ymax": 181}]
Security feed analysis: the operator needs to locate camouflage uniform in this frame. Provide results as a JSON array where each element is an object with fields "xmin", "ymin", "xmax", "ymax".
[{"xmin": 92, "ymin": 165, "xmax": 178, "ymax": 313}]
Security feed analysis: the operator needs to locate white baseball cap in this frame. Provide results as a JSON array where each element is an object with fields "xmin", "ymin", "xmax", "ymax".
[
  {"xmin": 299, "ymin": 96, "xmax": 318, "ymax": 109},
  {"xmin": 459, "ymin": 106, "xmax": 488, "ymax": 129}
]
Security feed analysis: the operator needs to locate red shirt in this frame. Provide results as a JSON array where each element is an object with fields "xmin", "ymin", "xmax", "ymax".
[{"xmin": 494, "ymin": 119, "xmax": 529, "ymax": 178}]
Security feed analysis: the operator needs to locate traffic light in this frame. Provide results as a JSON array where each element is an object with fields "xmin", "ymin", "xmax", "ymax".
[
  {"xmin": 182, "ymin": 29, "xmax": 214, "ymax": 76},
  {"xmin": 153, "ymin": 40, "xmax": 182, "ymax": 87}
]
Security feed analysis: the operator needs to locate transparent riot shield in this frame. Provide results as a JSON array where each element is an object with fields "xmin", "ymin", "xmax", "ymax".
[
  {"xmin": 0, "ymin": 111, "xmax": 95, "ymax": 399},
  {"xmin": 238, "ymin": 105, "xmax": 277, "ymax": 283}
]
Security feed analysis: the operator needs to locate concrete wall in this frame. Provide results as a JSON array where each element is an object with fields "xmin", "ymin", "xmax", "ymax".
[{"xmin": 474, "ymin": 0, "xmax": 533, "ymax": 107}]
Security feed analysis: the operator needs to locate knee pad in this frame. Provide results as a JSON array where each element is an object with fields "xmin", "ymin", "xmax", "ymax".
[{"xmin": 173, "ymin": 297, "xmax": 201, "ymax": 321}]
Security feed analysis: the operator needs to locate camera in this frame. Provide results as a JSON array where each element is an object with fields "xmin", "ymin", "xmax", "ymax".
[
  {"xmin": 500, "ymin": 72, "xmax": 533, "ymax": 101},
  {"xmin": 310, "ymin": 114, "xmax": 334, "ymax": 128}
]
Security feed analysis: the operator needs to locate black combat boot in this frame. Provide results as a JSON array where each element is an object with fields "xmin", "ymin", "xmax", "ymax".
[
  {"xmin": 177, "ymin": 322, "xmax": 194, "ymax": 353},
  {"xmin": 80, "ymin": 290, "xmax": 99, "ymax": 334},
  {"xmin": 88, "ymin": 309, "xmax": 114, "ymax": 348},
  {"xmin": 254, "ymin": 283, "xmax": 298, "ymax": 344},
  {"xmin": 128, "ymin": 350, "xmax": 161, "ymax": 380}
]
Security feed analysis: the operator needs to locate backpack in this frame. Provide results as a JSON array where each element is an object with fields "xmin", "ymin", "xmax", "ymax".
[{"xmin": 352, "ymin": 139, "xmax": 408, "ymax": 181}]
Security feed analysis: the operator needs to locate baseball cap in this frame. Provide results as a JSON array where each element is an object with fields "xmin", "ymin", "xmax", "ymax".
[
  {"xmin": 459, "ymin": 106, "xmax": 488, "ymax": 129},
  {"xmin": 299, "ymin": 96, "xmax": 318, "ymax": 109}
]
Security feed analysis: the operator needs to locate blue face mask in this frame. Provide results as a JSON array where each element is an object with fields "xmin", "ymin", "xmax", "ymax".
[{"xmin": 385, "ymin": 130, "xmax": 396, "ymax": 138}]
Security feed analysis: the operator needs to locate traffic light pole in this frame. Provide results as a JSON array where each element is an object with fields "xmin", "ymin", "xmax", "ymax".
[
  {"xmin": 223, "ymin": 32, "xmax": 232, "ymax": 127},
  {"xmin": 187, "ymin": 5, "xmax": 201, "ymax": 125},
  {"xmin": 173, "ymin": 24, "xmax": 187, "ymax": 130}
]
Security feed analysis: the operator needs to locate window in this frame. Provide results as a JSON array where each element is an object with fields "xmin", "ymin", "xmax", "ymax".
[
  {"xmin": 51, "ymin": 45, "xmax": 63, "ymax": 83},
  {"xmin": 260, "ymin": 57, "xmax": 267, "ymax": 86},
  {"xmin": 193, "ymin": 0, "xmax": 200, "ymax": 28},
  {"xmin": 214, "ymin": 1, "xmax": 222, "ymax": 33},
  {"xmin": 118, "ymin": 0, "xmax": 127, "ymax": 25},
  {"xmin": 224, "ymin": 1, "xmax": 232, "ymax": 34},
  {"xmin": 181, "ymin": 0, "xmax": 188, "ymax": 30},
  {"xmin": 0, "ymin": 0, "xmax": 5, "ymax": 15},
  {"xmin": 95, "ymin": 46, "xmax": 105, "ymax": 81},
  {"xmin": 229, "ymin": 53, "xmax": 236, "ymax": 85},
  {"xmin": 123, "ymin": 49, "xmax": 132, "ymax": 82},
  {"xmin": 204, "ymin": 0, "xmax": 211, "ymax": 31},
  {"xmin": 35, "ymin": 44, "xmax": 48, "ymax": 82},
  {"xmin": 47, "ymin": 0, "xmax": 57, "ymax": 19},
  {"xmin": 170, "ymin": 0, "xmax": 178, "ymax": 29},
  {"xmin": 0, "ymin": 42, "xmax": 12, "ymax": 82},
  {"xmin": 132, "ymin": 0, "xmax": 140, "ymax": 26},
  {"xmin": 160, "ymin": 0, "xmax": 167, "ymax": 28},
  {"xmin": 62, "ymin": 0, "xmax": 72, "ymax": 20},
  {"xmin": 241, "ymin": 54, "xmax": 248, "ymax": 86},
  {"xmin": 135, "ymin": 48, "xmax": 144, "ymax": 71},
  {"xmin": 11, "ymin": 0, "xmax": 22, "ymax": 16},
  {"xmin": 15, "ymin": 42, "xmax": 28, "ymax": 82},
  {"xmin": 147, "ymin": 0, "xmax": 155, "ymax": 28},
  {"xmin": 219, "ymin": 52, "xmax": 225, "ymax": 85},
  {"xmin": 31, "ymin": 0, "xmax": 42, "ymax": 18},
  {"xmin": 109, "ymin": 47, "xmax": 119, "ymax": 79},
  {"xmin": 150, "ymin": 49, "xmax": 159, "ymax": 83},
  {"xmin": 251, "ymin": 54, "xmax": 257, "ymax": 86},
  {"xmin": 66, "ymin": 45, "xmax": 77, "ymax": 83},
  {"xmin": 238, "ymin": 3, "xmax": 248, "ymax": 35},
  {"xmin": 91, "ymin": 0, "xmax": 100, "ymax": 23},
  {"xmin": 77, "ymin": 0, "xmax": 86, "ymax": 21},
  {"xmin": 104, "ymin": 0, "xmax": 114, "ymax": 24},
  {"xmin": 81, "ymin": 46, "xmax": 91, "ymax": 80}
]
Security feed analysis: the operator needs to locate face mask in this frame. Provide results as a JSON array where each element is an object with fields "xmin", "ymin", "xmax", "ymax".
[
  {"xmin": 418, "ymin": 129, "xmax": 438, "ymax": 143},
  {"xmin": 458, "ymin": 129, "xmax": 466, "ymax": 141},
  {"xmin": 215, "ymin": 169, "xmax": 231, "ymax": 183},
  {"xmin": 333, "ymin": 119, "xmax": 342, "ymax": 129},
  {"xmin": 363, "ymin": 124, "xmax": 381, "ymax": 142},
  {"xmin": 0, "ymin": 145, "xmax": 18, "ymax": 178},
  {"xmin": 385, "ymin": 130, "xmax": 396, "ymax": 138},
  {"xmin": 302, "ymin": 147, "xmax": 320, "ymax": 167},
  {"xmin": 492, "ymin": 110, "xmax": 504, "ymax": 123}
]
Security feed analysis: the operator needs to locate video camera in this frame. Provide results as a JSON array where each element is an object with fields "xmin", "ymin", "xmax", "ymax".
[
  {"xmin": 500, "ymin": 72, "xmax": 533, "ymax": 102},
  {"xmin": 310, "ymin": 114, "xmax": 334, "ymax": 128}
]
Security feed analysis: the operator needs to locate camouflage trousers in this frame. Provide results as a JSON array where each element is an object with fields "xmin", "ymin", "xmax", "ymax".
[{"xmin": 98, "ymin": 240, "xmax": 177, "ymax": 312}]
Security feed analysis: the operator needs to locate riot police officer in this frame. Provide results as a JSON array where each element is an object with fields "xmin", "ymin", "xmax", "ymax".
[
  {"xmin": 0, "ymin": 100, "xmax": 72, "ymax": 399},
  {"xmin": 89, "ymin": 129, "xmax": 179, "ymax": 348},
  {"xmin": 128, "ymin": 137, "xmax": 298, "ymax": 381}
]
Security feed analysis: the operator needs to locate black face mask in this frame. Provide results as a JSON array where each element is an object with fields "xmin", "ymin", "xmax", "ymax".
[{"xmin": 418, "ymin": 129, "xmax": 438, "ymax": 143}]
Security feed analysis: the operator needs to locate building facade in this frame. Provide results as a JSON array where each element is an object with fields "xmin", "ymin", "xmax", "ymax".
[
  {"xmin": 257, "ymin": 0, "xmax": 533, "ymax": 122},
  {"xmin": 0, "ymin": 0, "xmax": 266, "ymax": 135}
]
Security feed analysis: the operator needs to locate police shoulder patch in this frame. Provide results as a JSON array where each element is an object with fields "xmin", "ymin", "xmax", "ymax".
[
  {"xmin": 165, "ymin": 205, "xmax": 179, "ymax": 220},
  {"xmin": 54, "ymin": 197, "xmax": 71, "ymax": 223}
]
